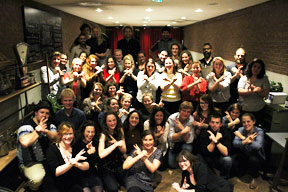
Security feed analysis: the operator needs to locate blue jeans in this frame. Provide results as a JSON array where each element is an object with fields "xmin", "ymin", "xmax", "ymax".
[{"xmin": 168, "ymin": 142, "xmax": 193, "ymax": 169}]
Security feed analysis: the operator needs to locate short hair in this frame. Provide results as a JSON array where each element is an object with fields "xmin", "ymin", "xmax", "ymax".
[
  {"xmin": 246, "ymin": 58, "xmax": 266, "ymax": 79},
  {"xmin": 120, "ymin": 93, "xmax": 133, "ymax": 104},
  {"xmin": 212, "ymin": 57, "xmax": 226, "ymax": 75},
  {"xmin": 122, "ymin": 25, "xmax": 134, "ymax": 33},
  {"xmin": 34, "ymin": 100, "xmax": 51, "ymax": 113},
  {"xmin": 86, "ymin": 54, "xmax": 100, "ymax": 66},
  {"xmin": 164, "ymin": 57, "xmax": 177, "ymax": 74},
  {"xmin": 179, "ymin": 101, "xmax": 193, "ymax": 111},
  {"xmin": 192, "ymin": 61, "xmax": 202, "ymax": 69},
  {"xmin": 114, "ymin": 49, "xmax": 122, "ymax": 54},
  {"xmin": 203, "ymin": 43, "xmax": 212, "ymax": 49},
  {"xmin": 57, "ymin": 121, "xmax": 74, "ymax": 143},
  {"xmin": 159, "ymin": 49, "xmax": 168, "ymax": 55},
  {"xmin": 161, "ymin": 26, "xmax": 171, "ymax": 33},
  {"xmin": 79, "ymin": 51, "xmax": 88, "ymax": 58},
  {"xmin": 49, "ymin": 51, "xmax": 61, "ymax": 62},
  {"xmin": 242, "ymin": 113, "xmax": 256, "ymax": 122},
  {"xmin": 177, "ymin": 150, "xmax": 199, "ymax": 166},
  {"xmin": 61, "ymin": 88, "xmax": 75, "ymax": 100},
  {"xmin": 80, "ymin": 23, "xmax": 91, "ymax": 32},
  {"xmin": 170, "ymin": 42, "xmax": 181, "ymax": 53},
  {"xmin": 138, "ymin": 50, "xmax": 147, "ymax": 57},
  {"xmin": 71, "ymin": 57, "xmax": 83, "ymax": 70},
  {"xmin": 142, "ymin": 91, "xmax": 153, "ymax": 102},
  {"xmin": 235, "ymin": 47, "xmax": 246, "ymax": 55},
  {"xmin": 208, "ymin": 112, "xmax": 222, "ymax": 122},
  {"xmin": 78, "ymin": 33, "xmax": 87, "ymax": 39},
  {"xmin": 104, "ymin": 97, "xmax": 119, "ymax": 112},
  {"xmin": 141, "ymin": 129, "xmax": 155, "ymax": 141}
]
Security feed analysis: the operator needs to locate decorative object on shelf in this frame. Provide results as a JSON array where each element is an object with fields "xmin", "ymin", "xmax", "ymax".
[
  {"xmin": 270, "ymin": 81, "xmax": 283, "ymax": 92},
  {"xmin": 15, "ymin": 42, "xmax": 32, "ymax": 88}
]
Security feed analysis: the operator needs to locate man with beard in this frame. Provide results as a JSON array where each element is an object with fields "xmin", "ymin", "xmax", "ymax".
[
  {"xmin": 199, "ymin": 43, "xmax": 214, "ymax": 78},
  {"xmin": 227, "ymin": 48, "xmax": 248, "ymax": 104},
  {"xmin": 114, "ymin": 49, "xmax": 124, "ymax": 72},
  {"xmin": 70, "ymin": 33, "xmax": 91, "ymax": 64},
  {"xmin": 156, "ymin": 49, "xmax": 168, "ymax": 73}
]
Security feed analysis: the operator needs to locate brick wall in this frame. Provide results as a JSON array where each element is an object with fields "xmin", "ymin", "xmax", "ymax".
[{"xmin": 184, "ymin": 0, "xmax": 288, "ymax": 76}]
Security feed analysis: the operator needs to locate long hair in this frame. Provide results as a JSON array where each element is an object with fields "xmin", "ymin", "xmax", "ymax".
[
  {"xmin": 246, "ymin": 58, "xmax": 266, "ymax": 79},
  {"xmin": 123, "ymin": 54, "xmax": 135, "ymax": 70},
  {"xmin": 85, "ymin": 54, "xmax": 100, "ymax": 67},
  {"xmin": 106, "ymin": 55, "xmax": 120, "ymax": 72},
  {"xmin": 89, "ymin": 82, "xmax": 104, "ymax": 100},
  {"xmin": 144, "ymin": 59, "xmax": 157, "ymax": 76},
  {"xmin": 104, "ymin": 81, "xmax": 118, "ymax": 97},
  {"xmin": 177, "ymin": 150, "xmax": 199, "ymax": 167},
  {"xmin": 123, "ymin": 110, "xmax": 143, "ymax": 136},
  {"xmin": 180, "ymin": 50, "xmax": 193, "ymax": 69},
  {"xmin": 212, "ymin": 57, "xmax": 226, "ymax": 76},
  {"xmin": 102, "ymin": 111, "xmax": 123, "ymax": 141},
  {"xmin": 164, "ymin": 57, "xmax": 177, "ymax": 74},
  {"xmin": 149, "ymin": 107, "xmax": 168, "ymax": 133},
  {"xmin": 195, "ymin": 94, "xmax": 216, "ymax": 118},
  {"xmin": 79, "ymin": 120, "xmax": 98, "ymax": 142}
]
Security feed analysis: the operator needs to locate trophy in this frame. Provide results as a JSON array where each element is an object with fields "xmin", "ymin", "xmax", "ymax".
[{"xmin": 15, "ymin": 42, "xmax": 31, "ymax": 88}]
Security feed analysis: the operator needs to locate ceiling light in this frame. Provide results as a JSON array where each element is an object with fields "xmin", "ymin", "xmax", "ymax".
[
  {"xmin": 95, "ymin": 8, "xmax": 103, "ymax": 12},
  {"xmin": 108, "ymin": 17, "xmax": 113, "ymax": 19},
  {"xmin": 167, "ymin": 24, "xmax": 171, "ymax": 26},
  {"xmin": 120, "ymin": 24, "xmax": 123, "ymax": 26},
  {"xmin": 144, "ymin": 16, "xmax": 150, "ymax": 20},
  {"xmin": 152, "ymin": 0, "xmax": 162, "ymax": 2},
  {"xmin": 180, "ymin": 17, "xmax": 186, "ymax": 20},
  {"xmin": 143, "ymin": 24, "xmax": 147, "ymax": 26},
  {"xmin": 143, "ymin": 21, "xmax": 148, "ymax": 23},
  {"xmin": 115, "ymin": 21, "xmax": 119, "ymax": 24},
  {"xmin": 172, "ymin": 21, "xmax": 177, "ymax": 24},
  {"xmin": 195, "ymin": 9, "xmax": 203, "ymax": 12},
  {"xmin": 145, "ymin": 8, "xmax": 153, "ymax": 12}
]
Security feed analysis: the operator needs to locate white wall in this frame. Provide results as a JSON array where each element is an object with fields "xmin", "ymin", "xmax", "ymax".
[{"xmin": 190, "ymin": 51, "xmax": 288, "ymax": 93}]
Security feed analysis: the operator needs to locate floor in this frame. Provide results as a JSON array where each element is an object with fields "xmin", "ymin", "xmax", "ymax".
[{"xmin": 155, "ymin": 168, "xmax": 288, "ymax": 192}]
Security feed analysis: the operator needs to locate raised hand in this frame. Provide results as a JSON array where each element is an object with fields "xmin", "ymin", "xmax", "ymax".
[
  {"xmin": 172, "ymin": 182, "xmax": 181, "ymax": 191},
  {"xmin": 215, "ymin": 132, "xmax": 223, "ymax": 140},
  {"xmin": 86, "ymin": 141, "xmax": 96, "ymax": 155},
  {"xmin": 35, "ymin": 117, "xmax": 48, "ymax": 133},
  {"xmin": 207, "ymin": 130, "xmax": 217, "ymax": 143},
  {"xmin": 108, "ymin": 134, "xmax": 117, "ymax": 144},
  {"xmin": 74, "ymin": 149, "xmax": 87, "ymax": 162}
]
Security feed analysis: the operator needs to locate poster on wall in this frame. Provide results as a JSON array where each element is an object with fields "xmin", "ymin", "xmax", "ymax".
[{"xmin": 23, "ymin": 6, "xmax": 62, "ymax": 63}]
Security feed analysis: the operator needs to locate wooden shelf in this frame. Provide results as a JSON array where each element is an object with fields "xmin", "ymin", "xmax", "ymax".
[
  {"xmin": 0, "ymin": 149, "xmax": 17, "ymax": 172},
  {"xmin": 0, "ymin": 82, "xmax": 41, "ymax": 103}
]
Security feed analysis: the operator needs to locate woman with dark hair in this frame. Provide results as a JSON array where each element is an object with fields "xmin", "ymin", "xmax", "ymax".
[
  {"xmin": 144, "ymin": 107, "xmax": 169, "ymax": 170},
  {"xmin": 46, "ymin": 122, "xmax": 89, "ymax": 192},
  {"xmin": 238, "ymin": 58, "xmax": 270, "ymax": 127},
  {"xmin": 222, "ymin": 103, "xmax": 245, "ymax": 141},
  {"xmin": 104, "ymin": 81, "xmax": 119, "ymax": 99},
  {"xmin": 123, "ymin": 110, "xmax": 143, "ymax": 155},
  {"xmin": 103, "ymin": 55, "xmax": 120, "ymax": 85},
  {"xmin": 79, "ymin": 51, "xmax": 88, "ymax": 64},
  {"xmin": 123, "ymin": 130, "xmax": 162, "ymax": 192},
  {"xmin": 144, "ymin": 107, "xmax": 169, "ymax": 157},
  {"xmin": 82, "ymin": 54, "xmax": 105, "ymax": 99},
  {"xmin": 206, "ymin": 57, "xmax": 232, "ymax": 112},
  {"xmin": 98, "ymin": 111, "xmax": 126, "ymax": 192},
  {"xmin": 172, "ymin": 150, "xmax": 233, "ymax": 192},
  {"xmin": 233, "ymin": 113, "xmax": 265, "ymax": 189},
  {"xmin": 159, "ymin": 57, "xmax": 182, "ymax": 115},
  {"xmin": 170, "ymin": 42, "xmax": 181, "ymax": 61},
  {"xmin": 98, "ymin": 97, "xmax": 120, "ymax": 130},
  {"xmin": 136, "ymin": 59, "xmax": 160, "ymax": 109},
  {"xmin": 178, "ymin": 50, "xmax": 193, "ymax": 77},
  {"xmin": 192, "ymin": 94, "xmax": 217, "ymax": 136},
  {"xmin": 73, "ymin": 121, "xmax": 103, "ymax": 192}
]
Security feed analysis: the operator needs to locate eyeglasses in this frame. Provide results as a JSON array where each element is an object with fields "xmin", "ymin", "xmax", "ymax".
[{"xmin": 200, "ymin": 102, "xmax": 208, "ymax": 105}]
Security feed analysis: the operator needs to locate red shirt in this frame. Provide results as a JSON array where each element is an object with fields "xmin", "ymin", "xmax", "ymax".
[
  {"xmin": 103, "ymin": 68, "xmax": 120, "ymax": 84},
  {"xmin": 180, "ymin": 75, "xmax": 207, "ymax": 101}
]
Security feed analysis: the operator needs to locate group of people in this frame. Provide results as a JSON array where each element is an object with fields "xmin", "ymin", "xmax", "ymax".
[{"xmin": 17, "ymin": 25, "xmax": 271, "ymax": 192}]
